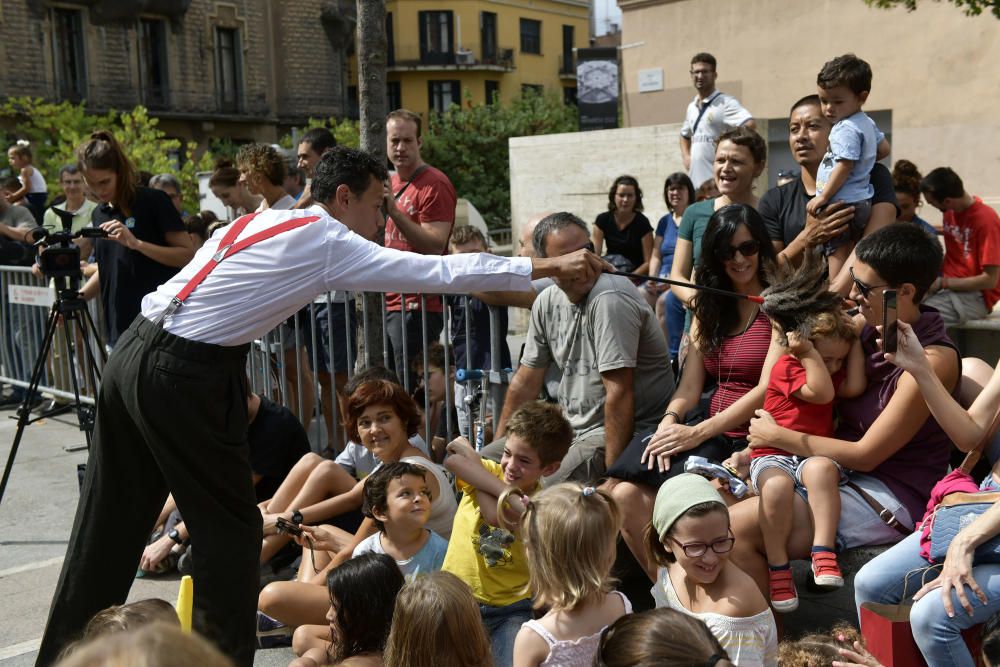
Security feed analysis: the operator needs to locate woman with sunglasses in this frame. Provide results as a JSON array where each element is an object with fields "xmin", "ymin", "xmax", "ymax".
[
  {"xmin": 646, "ymin": 474, "xmax": 778, "ymax": 666},
  {"xmin": 607, "ymin": 204, "xmax": 785, "ymax": 579},
  {"xmin": 728, "ymin": 223, "xmax": 961, "ymax": 621}
]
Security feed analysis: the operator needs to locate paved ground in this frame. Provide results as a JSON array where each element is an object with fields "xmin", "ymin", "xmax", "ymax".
[
  {"xmin": 0, "ymin": 407, "xmax": 294, "ymax": 666},
  {"xmin": 0, "ymin": 381, "xmax": 861, "ymax": 666}
]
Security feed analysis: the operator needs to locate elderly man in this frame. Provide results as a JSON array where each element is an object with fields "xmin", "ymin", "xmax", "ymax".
[
  {"xmin": 759, "ymin": 94, "xmax": 898, "ymax": 295},
  {"xmin": 482, "ymin": 212, "xmax": 674, "ymax": 484}
]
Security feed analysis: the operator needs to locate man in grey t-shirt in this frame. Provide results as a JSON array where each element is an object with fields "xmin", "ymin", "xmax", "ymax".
[{"xmin": 483, "ymin": 212, "xmax": 674, "ymax": 484}]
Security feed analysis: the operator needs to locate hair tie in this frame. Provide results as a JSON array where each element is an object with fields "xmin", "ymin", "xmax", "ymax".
[
  {"xmin": 16, "ymin": 139, "xmax": 29, "ymax": 147},
  {"xmin": 705, "ymin": 655, "xmax": 724, "ymax": 667},
  {"xmin": 582, "ymin": 486, "xmax": 596, "ymax": 497}
]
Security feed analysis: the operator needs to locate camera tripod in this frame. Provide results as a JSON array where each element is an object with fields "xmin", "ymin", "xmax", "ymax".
[{"xmin": 0, "ymin": 233, "xmax": 107, "ymax": 509}]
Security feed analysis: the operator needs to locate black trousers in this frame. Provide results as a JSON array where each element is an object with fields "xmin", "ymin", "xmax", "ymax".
[
  {"xmin": 385, "ymin": 309, "xmax": 443, "ymax": 392},
  {"xmin": 36, "ymin": 317, "xmax": 261, "ymax": 667}
]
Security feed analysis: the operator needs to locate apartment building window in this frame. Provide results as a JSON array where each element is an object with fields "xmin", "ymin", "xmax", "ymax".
[
  {"xmin": 428, "ymin": 80, "xmax": 460, "ymax": 113},
  {"xmin": 481, "ymin": 12, "xmax": 497, "ymax": 62},
  {"xmin": 51, "ymin": 8, "xmax": 87, "ymax": 102},
  {"xmin": 561, "ymin": 25, "xmax": 575, "ymax": 74},
  {"xmin": 214, "ymin": 27, "xmax": 243, "ymax": 113},
  {"xmin": 520, "ymin": 18, "xmax": 541, "ymax": 54},
  {"xmin": 387, "ymin": 81, "xmax": 402, "ymax": 111},
  {"xmin": 347, "ymin": 86, "xmax": 360, "ymax": 120},
  {"xmin": 419, "ymin": 11, "xmax": 454, "ymax": 65},
  {"xmin": 138, "ymin": 19, "xmax": 169, "ymax": 109},
  {"xmin": 386, "ymin": 13, "xmax": 395, "ymax": 67},
  {"xmin": 485, "ymin": 80, "xmax": 499, "ymax": 104},
  {"xmin": 563, "ymin": 87, "xmax": 577, "ymax": 106}
]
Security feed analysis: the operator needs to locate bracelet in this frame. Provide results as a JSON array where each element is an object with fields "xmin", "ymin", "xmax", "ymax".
[{"xmin": 664, "ymin": 410, "xmax": 681, "ymax": 423}]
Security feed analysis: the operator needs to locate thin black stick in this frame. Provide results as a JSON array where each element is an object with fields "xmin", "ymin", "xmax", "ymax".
[{"xmin": 609, "ymin": 270, "xmax": 765, "ymax": 304}]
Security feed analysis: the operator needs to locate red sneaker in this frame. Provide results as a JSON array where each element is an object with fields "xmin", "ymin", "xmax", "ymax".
[
  {"xmin": 811, "ymin": 551, "xmax": 844, "ymax": 589},
  {"xmin": 768, "ymin": 567, "xmax": 798, "ymax": 613}
]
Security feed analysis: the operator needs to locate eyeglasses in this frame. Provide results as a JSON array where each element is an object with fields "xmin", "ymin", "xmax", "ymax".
[
  {"xmin": 714, "ymin": 239, "xmax": 759, "ymax": 262},
  {"xmin": 667, "ymin": 532, "xmax": 735, "ymax": 558},
  {"xmin": 849, "ymin": 267, "xmax": 889, "ymax": 300},
  {"xmin": 690, "ymin": 69, "xmax": 714, "ymax": 77},
  {"xmin": 584, "ymin": 241, "xmax": 595, "ymax": 253}
]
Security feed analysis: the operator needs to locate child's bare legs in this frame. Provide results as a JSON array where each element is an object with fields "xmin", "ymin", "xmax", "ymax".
[
  {"xmin": 258, "ymin": 580, "xmax": 331, "ymax": 627},
  {"xmin": 799, "ymin": 456, "xmax": 845, "ymax": 588},
  {"xmin": 261, "ymin": 461, "xmax": 358, "ymax": 563},
  {"xmin": 799, "ymin": 456, "xmax": 841, "ymax": 550},
  {"xmin": 827, "ymin": 242, "xmax": 851, "ymax": 282},
  {"xmin": 757, "ymin": 468, "xmax": 796, "ymax": 567},
  {"xmin": 292, "ymin": 625, "xmax": 331, "ymax": 658}
]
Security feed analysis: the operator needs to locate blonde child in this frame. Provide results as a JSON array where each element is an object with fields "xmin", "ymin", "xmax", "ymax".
[
  {"xmin": 7, "ymin": 140, "xmax": 47, "ymax": 218},
  {"xmin": 748, "ymin": 310, "xmax": 866, "ymax": 612},
  {"xmin": 500, "ymin": 483, "xmax": 630, "ymax": 667},
  {"xmin": 648, "ymin": 473, "xmax": 778, "ymax": 667},
  {"xmin": 383, "ymin": 571, "xmax": 494, "ymax": 667}
]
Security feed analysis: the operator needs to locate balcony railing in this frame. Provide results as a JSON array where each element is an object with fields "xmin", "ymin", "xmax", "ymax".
[{"xmin": 388, "ymin": 45, "xmax": 515, "ymax": 72}]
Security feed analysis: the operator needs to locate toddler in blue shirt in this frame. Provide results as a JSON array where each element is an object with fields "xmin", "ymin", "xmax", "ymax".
[{"xmin": 807, "ymin": 54, "xmax": 891, "ymax": 280}]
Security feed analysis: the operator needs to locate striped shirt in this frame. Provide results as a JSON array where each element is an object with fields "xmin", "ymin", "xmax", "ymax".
[{"xmin": 701, "ymin": 310, "xmax": 772, "ymax": 438}]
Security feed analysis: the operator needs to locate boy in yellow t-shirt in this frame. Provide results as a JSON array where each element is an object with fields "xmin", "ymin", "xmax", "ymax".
[{"xmin": 443, "ymin": 401, "xmax": 572, "ymax": 667}]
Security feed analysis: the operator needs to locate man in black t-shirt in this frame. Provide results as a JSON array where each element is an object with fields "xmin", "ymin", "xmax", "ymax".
[{"xmin": 759, "ymin": 94, "xmax": 899, "ymax": 296}]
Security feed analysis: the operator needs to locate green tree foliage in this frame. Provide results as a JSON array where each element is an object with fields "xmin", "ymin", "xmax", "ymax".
[
  {"xmin": 278, "ymin": 117, "xmax": 361, "ymax": 151},
  {"xmin": 864, "ymin": 0, "xmax": 1000, "ymax": 18},
  {"xmin": 421, "ymin": 89, "xmax": 578, "ymax": 229},
  {"xmin": 0, "ymin": 97, "xmax": 214, "ymax": 214}
]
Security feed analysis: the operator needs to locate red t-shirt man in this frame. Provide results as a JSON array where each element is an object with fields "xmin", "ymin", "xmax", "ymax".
[
  {"xmin": 751, "ymin": 354, "xmax": 845, "ymax": 460},
  {"xmin": 940, "ymin": 196, "xmax": 1000, "ymax": 310},
  {"xmin": 385, "ymin": 165, "xmax": 457, "ymax": 313}
]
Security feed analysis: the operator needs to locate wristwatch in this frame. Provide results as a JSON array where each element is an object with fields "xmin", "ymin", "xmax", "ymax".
[
  {"xmin": 167, "ymin": 528, "xmax": 184, "ymax": 545},
  {"xmin": 291, "ymin": 509, "xmax": 304, "ymax": 525}
]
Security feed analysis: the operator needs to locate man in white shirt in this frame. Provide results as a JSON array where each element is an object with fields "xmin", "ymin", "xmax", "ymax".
[
  {"xmin": 37, "ymin": 146, "xmax": 605, "ymax": 667},
  {"xmin": 679, "ymin": 52, "xmax": 756, "ymax": 191}
]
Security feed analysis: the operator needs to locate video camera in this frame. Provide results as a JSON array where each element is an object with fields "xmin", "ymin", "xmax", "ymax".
[{"xmin": 30, "ymin": 207, "xmax": 107, "ymax": 279}]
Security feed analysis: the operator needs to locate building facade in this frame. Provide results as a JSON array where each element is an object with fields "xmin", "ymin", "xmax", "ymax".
[
  {"xmin": 0, "ymin": 0, "xmax": 353, "ymax": 146},
  {"xmin": 361, "ymin": 0, "xmax": 589, "ymax": 119},
  {"xmin": 617, "ymin": 0, "xmax": 1000, "ymax": 217}
]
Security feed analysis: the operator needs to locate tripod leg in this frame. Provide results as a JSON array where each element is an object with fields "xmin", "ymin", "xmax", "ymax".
[
  {"xmin": 0, "ymin": 305, "xmax": 61, "ymax": 507},
  {"xmin": 62, "ymin": 316, "xmax": 94, "ymax": 449}
]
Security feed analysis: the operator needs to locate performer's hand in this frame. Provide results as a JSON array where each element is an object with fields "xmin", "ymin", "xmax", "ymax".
[{"xmin": 139, "ymin": 534, "xmax": 176, "ymax": 572}]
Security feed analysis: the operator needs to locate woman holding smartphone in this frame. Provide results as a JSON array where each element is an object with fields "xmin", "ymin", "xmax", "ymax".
[{"xmin": 78, "ymin": 131, "xmax": 195, "ymax": 347}]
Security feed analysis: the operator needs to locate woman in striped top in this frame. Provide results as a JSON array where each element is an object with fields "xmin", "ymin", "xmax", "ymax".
[{"xmin": 609, "ymin": 204, "xmax": 784, "ymax": 580}]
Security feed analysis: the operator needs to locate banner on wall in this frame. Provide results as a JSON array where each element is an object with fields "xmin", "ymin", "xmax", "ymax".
[{"xmin": 576, "ymin": 47, "xmax": 619, "ymax": 131}]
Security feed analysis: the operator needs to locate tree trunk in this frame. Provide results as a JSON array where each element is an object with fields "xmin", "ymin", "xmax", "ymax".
[{"xmin": 355, "ymin": 0, "xmax": 388, "ymax": 372}]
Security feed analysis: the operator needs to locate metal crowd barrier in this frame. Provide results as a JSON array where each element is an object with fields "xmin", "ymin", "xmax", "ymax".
[{"xmin": 0, "ymin": 264, "xmax": 513, "ymax": 456}]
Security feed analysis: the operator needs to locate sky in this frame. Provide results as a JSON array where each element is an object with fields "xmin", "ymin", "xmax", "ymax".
[{"xmin": 593, "ymin": 0, "xmax": 622, "ymax": 36}]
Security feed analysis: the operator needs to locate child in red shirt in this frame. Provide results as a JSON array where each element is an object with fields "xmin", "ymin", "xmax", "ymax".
[{"xmin": 749, "ymin": 311, "xmax": 866, "ymax": 613}]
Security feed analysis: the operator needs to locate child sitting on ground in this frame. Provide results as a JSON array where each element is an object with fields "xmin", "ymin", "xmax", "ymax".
[
  {"xmin": 352, "ymin": 461, "xmax": 449, "ymax": 576},
  {"xmin": 289, "ymin": 553, "xmax": 404, "ymax": 667},
  {"xmin": 412, "ymin": 343, "xmax": 459, "ymax": 462},
  {"xmin": 806, "ymin": 54, "xmax": 891, "ymax": 280},
  {"xmin": 648, "ymin": 474, "xmax": 778, "ymax": 666},
  {"xmin": 442, "ymin": 400, "xmax": 573, "ymax": 667},
  {"xmin": 749, "ymin": 310, "xmax": 865, "ymax": 612},
  {"xmin": 501, "ymin": 482, "xmax": 630, "ymax": 667}
]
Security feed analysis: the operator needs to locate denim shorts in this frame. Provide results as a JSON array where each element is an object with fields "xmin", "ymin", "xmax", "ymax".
[{"xmin": 749, "ymin": 454, "xmax": 845, "ymax": 494}]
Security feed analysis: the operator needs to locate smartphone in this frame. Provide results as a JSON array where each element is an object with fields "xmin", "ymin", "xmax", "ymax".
[
  {"xmin": 882, "ymin": 289, "xmax": 898, "ymax": 354},
  {"xmin": 275, "ymin": 516, "xmax": 303, "ymax": 537}
]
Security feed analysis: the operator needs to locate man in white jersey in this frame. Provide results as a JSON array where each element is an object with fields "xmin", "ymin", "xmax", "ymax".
[{"xmin": 36, "ymin": 147, "xmax": 604, "ymax": 667}]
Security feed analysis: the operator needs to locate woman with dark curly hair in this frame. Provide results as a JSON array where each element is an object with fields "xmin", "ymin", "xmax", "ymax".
[
  {"xmin": 607, "ymin": 204, "xmax": 784, "ymax": 578},
  {"xmin": 592, "ymin": 175, "xmax": 654, "ymax": 276}
]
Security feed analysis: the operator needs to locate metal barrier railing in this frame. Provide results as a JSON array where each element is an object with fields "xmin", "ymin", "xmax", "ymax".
[{"xmin": 0, "ymin": 265, "xmax": 512, "ymax": 456}]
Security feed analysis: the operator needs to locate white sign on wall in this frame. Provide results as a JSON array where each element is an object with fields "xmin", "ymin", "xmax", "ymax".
[
  {"xmin": 8, "ymin": 285, "xmax": 53, "ymax": 307},
  {"xmin": 638, "ymin": 68, "xmax": 664, "ymax": 93}
]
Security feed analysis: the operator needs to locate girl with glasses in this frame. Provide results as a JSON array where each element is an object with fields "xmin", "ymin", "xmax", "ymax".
[{"xmin": 646, "ymin": 474, "xmax": 778, "ymax": 666}]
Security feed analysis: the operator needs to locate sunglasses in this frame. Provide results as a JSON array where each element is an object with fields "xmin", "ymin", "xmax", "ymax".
[
  {"xmin": 849, "ymin": 267, "xmax": 889, "ymax": 300},
  {"xmin": 666, "ymin": 532, "xmax": 736, "ymax": 558},
  {"xmin": 714, "ymin": 239, "xmax": 759, "ymax": 262}
]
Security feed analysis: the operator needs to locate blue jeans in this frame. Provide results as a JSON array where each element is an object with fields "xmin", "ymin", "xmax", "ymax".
[
  {"xmin": 480, "ymin": 598, "xmax": 533, "ymax": 667},
  {"xmin": 855, "ymin": 530, "xmax": 1000, "ymax": 666},
  {"xmin": 662, "ymin": 289, "xmax": 685, "ymax": 360}
]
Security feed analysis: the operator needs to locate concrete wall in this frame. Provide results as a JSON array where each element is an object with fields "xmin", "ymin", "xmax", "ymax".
[
  {"xmin": 509, "ymin": 119, "xmax": 769, "ymax": 241},
  {"xmin": 617, "ymin": 0, "xmax": 1000, "ymax": 221}
]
